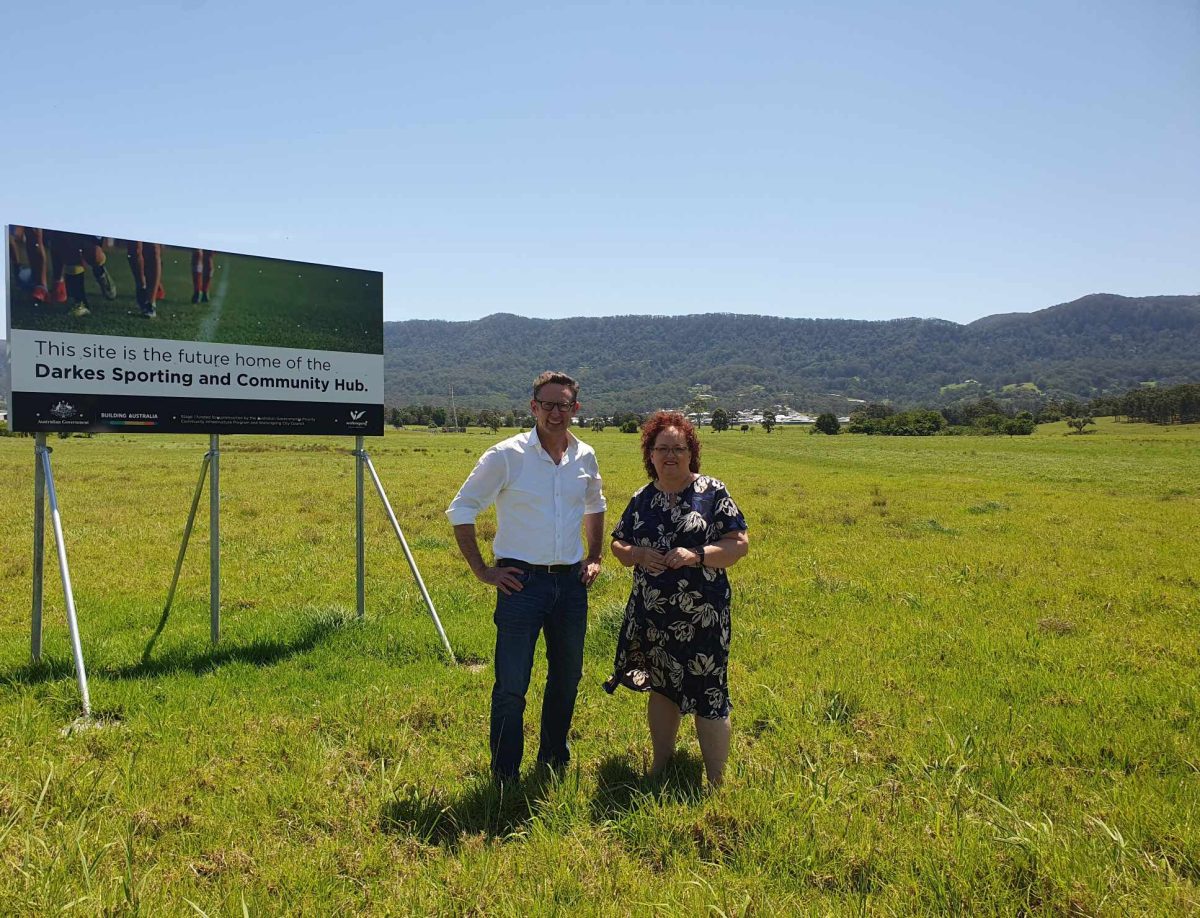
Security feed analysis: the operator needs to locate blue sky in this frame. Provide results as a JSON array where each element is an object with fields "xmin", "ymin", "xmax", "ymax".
[{"xmin": 3, "ymin": 0, "xmax": 1196, "ymax": 329}]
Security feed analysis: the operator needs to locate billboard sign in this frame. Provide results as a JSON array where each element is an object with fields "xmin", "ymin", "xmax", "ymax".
[{"xmin": 6, "ymin": 225, "xmax": 384, "ymax": 435}]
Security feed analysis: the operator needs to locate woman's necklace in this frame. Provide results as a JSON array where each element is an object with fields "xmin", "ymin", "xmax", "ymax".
[{"xmin": 659, "ymin": 474, "xmax": 695, "ymax": 508}]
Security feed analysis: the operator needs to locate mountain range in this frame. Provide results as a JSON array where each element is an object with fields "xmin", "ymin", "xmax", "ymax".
[
  {"xmin": 4, "ymin": 293, "xmax": 1198, "ymax": 415},
  {"xmin": 382, "ymin": 293, "xmax": 1200, "ymax": 414}
]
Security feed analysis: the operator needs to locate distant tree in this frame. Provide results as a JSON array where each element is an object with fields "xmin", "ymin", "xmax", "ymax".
[
  {"xmin": 1002, "ymin": 412, "xmax": 1036, "ymax": 436},
  {"xmin": 388, "ymin": 407, "xmax": 403, "ymax": 429},
  {"xmin": 974, "ymin": 413, "xmax": 1008, "ymax": 433},
  {"xmin": 431, "ymin": 407, "xmax": 448, "ymax": 427},
  {"xmin": 761, "ymin": 411, "xmax": 777, "ymax": 434},
  {"xmin": 503, "ymin": 410, "xmax": 517, "ymax": 428},
  {"xmin": 861, "ymin": 403, "xmax": 896, "ymax": 420},
  {"xmin": 590, "ymin": 416, "xmax": 606, "ymax": 432},
  {"xmin": 710, "ymin": 407, "xmax": 730, "ymax": 432},
  {"xmin": 813, "ymin": 412, "xmax": 840, "ymax": 435},
  {"xmin": 477, "ymin": 409, "xmax": 501, "ymax": 433},
  {"xmin": 740, "ymin": 424, "xmax": 750, "ymax": 432},
  {"xmin": 1066, "ymin": 415, "xmax": 1096, "ymax": 434},
  {"xmin": 620, "ymin": 420, "xmax": 639, "ymax": 434},
  {"xmin": 1035, "ymin": 404, "xmax": 1063, "ymax": 424}
]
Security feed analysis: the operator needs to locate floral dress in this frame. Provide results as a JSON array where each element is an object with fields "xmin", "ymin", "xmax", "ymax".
[{"xmin": 604, "ymin": 475, "xmax": 748, "ymax": 719}]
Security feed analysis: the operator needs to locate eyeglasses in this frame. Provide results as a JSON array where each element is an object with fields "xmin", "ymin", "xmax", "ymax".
[
  {"xmin": 652, "ymin": 446, "xmax": 690, "ymax": 457},
  {"xmin": 535, "ymin": 400, "xmax": 576, "ymax": 413}
]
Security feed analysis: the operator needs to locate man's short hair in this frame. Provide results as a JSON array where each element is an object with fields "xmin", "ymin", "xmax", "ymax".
[{"xmin": 532, "ymin": 371, "xmax": 579, "ymax": 402}]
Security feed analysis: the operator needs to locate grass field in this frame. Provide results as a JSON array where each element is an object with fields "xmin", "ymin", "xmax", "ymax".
[
  {"xmin": 1, "ymin": 419, "xmax": 1197, "ymax": 915},
  {"xmin": 8, "ymin": 241, "xmax": 382, "ymax": 354}
]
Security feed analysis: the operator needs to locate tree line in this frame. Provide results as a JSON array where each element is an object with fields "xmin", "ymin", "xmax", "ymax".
[{"xmin": 1088, "ymin": 383, "xmax": 1200, "ymax": 425}]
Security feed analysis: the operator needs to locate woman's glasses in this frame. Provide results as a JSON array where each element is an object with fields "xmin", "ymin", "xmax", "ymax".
[{"xmin": 652, "ymin": 446, "xmax": 690, "ymax": 457}]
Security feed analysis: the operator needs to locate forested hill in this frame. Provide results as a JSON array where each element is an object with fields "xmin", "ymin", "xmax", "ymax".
[
  {"xmin": 5, "ymin": 293, "xmax": 1197, "ymax": 416},
  {"xmin": 384, "ymin": 294, "xmax": 1200, "ymax": 414}
]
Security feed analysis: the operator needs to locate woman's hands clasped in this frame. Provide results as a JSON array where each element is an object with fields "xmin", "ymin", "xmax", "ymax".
[{"xmin": 635, "ymin": 545, "xmax": 698, "ymax": 574}]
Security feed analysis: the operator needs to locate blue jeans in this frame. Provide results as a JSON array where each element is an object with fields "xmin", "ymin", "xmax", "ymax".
[{"xmin": 490, "ymin": 568, "xmax": 588, "ymax": 779}]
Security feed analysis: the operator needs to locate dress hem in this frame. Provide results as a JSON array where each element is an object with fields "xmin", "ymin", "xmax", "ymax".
[{"xmin": 603, "ymin": 671, "xmax": 732, "ymax": 719}]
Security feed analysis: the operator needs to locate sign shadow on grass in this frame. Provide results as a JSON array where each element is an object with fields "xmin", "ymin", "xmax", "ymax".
[{"xmin": 2, "ymin": 612, "xmax": 346, "ymax": 686}]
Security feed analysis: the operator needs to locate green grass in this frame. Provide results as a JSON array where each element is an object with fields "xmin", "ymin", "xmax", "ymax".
[
  {"xmin": 8, "ymin": 243, "xmax": 381, "ymax": 353},
  {"xmin": 1, "ymin": 419, "xmax": 1198, "ymax": 914}
]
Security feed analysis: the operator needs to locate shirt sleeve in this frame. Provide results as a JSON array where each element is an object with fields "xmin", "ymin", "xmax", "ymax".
[
  {"xmin": 583, "ymin": 452, "xmax": 607, "ymax": 515},
  {"xmin": 713, "ymin": 484, "xmax": 748, "ymax": 534},
  {"xmin": 611, "ymin": 494, "xmax": 638, "ymax": 541},
  {"xmin": 446, "ymin": 446, "xmax": 509, "ymax": 525}
]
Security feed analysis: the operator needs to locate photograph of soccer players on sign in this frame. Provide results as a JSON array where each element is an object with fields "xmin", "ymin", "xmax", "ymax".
[{"xmin": 7, "ymin": 225, "xmax": 382, "ymax": 355}]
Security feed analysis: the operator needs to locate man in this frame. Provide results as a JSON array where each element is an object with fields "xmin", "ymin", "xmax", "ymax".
[{"xmin": 447, "ymin": 371, "xmax": 606, "ymax": 782}]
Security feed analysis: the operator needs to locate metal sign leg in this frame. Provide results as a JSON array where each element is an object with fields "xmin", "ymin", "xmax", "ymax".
[
  {"xmin": 359, "ymin": 447, "xmax": 456, "ymax": 664},
  {"xmin": 144, "ymin": 446, "xmax": 213, "ymax": 662},
  {"xmin": 32, "ymin": 434, "xmax": 46, "ymax": 662},
  {"xmin": 36, "ymin": 438, "xmax": 91, "ymax": 717},
  {"xmin": 356, "ymin": 435, "xmax": 365, "ymax": 620},
  {"xmin": 209, "ymin": 434, "xmax": 220, "ymax": 644}
]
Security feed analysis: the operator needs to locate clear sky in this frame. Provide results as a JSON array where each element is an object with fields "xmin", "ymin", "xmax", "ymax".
[{"xmin": 3, "ymin": 0, "xmax": 1196, "ymax": 330}]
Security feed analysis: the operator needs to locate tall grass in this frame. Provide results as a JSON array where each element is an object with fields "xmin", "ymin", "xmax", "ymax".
[{"xmin": 1, "ymin": 419, "xmax": 1197, "ymax": 914}]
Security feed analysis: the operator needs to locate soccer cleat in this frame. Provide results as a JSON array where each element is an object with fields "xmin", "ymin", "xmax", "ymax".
[
  {"xmin": 32, "ymin": 284, "xmax": 49, "ymax": 302},
  {"xmin": 69, "ymin": 300, "xmax": 90, "ymax": 317},
  {"xmin": 53, "ymin": 279, "xmax": 67, "ymax": 303},
  {"xmin": 192, "ymin": 291, "xmax": 201, "ymax": 304},
  {"xmin": 140, "ymin": 301, "xmax": 157, "ymax": 318},
  {"xmin": 95, "ymin": 266, "xmax": 117, "ymax": 299},
  {"xmin": 200, "ymin": 291, "xmax": 210, "ymax": 303}
]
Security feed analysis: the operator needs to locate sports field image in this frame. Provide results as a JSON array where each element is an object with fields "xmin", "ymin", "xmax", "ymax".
[
  {"xmin": 0, "ymin": 419, "xmax": 1197, "ymax": 915},
  {"xmin": 8, "ymin": 234, "xmax": 383, "ymax": 354}
]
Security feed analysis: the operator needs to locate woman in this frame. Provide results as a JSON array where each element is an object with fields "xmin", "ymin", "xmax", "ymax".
[{"xmin": 605, "ymin": 411, "xmax": 749, "ymax": 787}]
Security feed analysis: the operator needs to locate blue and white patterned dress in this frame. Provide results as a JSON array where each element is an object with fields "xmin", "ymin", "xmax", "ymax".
[{"xmin": 604, "ymin": 475, "xmax": 748, "ymax": 719}]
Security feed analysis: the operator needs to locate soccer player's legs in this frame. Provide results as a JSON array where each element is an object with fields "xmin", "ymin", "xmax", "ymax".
[
  {"xmin": 45, "ymin": 230, "xmax": 68, "ymax": 303},
  {"xmin": 138, "ymin": 242, "xmax": 162, "ymax": 318},
  {"xmin": 53, "ymin": 232, "xmax": 92, "ymax": 317},
  {"xmin": 126, "ymin": 239, "xmax": 146, "ymax": 302},
  {"xmin": 192, "ymin": 249, "xmax": 214, "ymax": 303},
  {"xmin": 21, "ymin": 226, "xmax": 50, "ymax": 302},
  {"xmin": 126, "ymin": 240, "xmax": 159, "ymax": 315},
  {"xmin": 126, "ymin": 240, "xmax": 156, "ymax": 316},
  {"xmin": 80, "ymin": 236, "xmax": 117, "ymax": 300}
]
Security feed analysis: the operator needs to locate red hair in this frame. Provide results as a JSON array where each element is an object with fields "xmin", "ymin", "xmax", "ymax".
[{"xmin": 640, "ymin": 411, "xmax": 702, "ymax": 479}]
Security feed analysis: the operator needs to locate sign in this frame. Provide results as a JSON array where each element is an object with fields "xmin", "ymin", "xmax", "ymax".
[{"xmin": 6, "ymin": 225, "xmax": 384, "ymax": 435}]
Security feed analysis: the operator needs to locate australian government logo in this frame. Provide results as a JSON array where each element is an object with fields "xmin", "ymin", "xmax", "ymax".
[
  {"xmin": 43, "ymin": 399, "xmax": 88, "ymax": 427},
  {"xmin": 50, "ymin": 400, "xmax": 80, "ymax": 420}
]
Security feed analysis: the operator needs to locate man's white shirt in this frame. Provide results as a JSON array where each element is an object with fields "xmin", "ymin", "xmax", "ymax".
[{"xmin": 446, "ymin": 429, "xmax": 607, "ymax": 565}]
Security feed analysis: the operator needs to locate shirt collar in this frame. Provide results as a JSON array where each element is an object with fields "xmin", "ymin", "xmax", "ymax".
[{"xmin": 525, "ymin": 426, "xmax": 577, "ymax": 461}]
